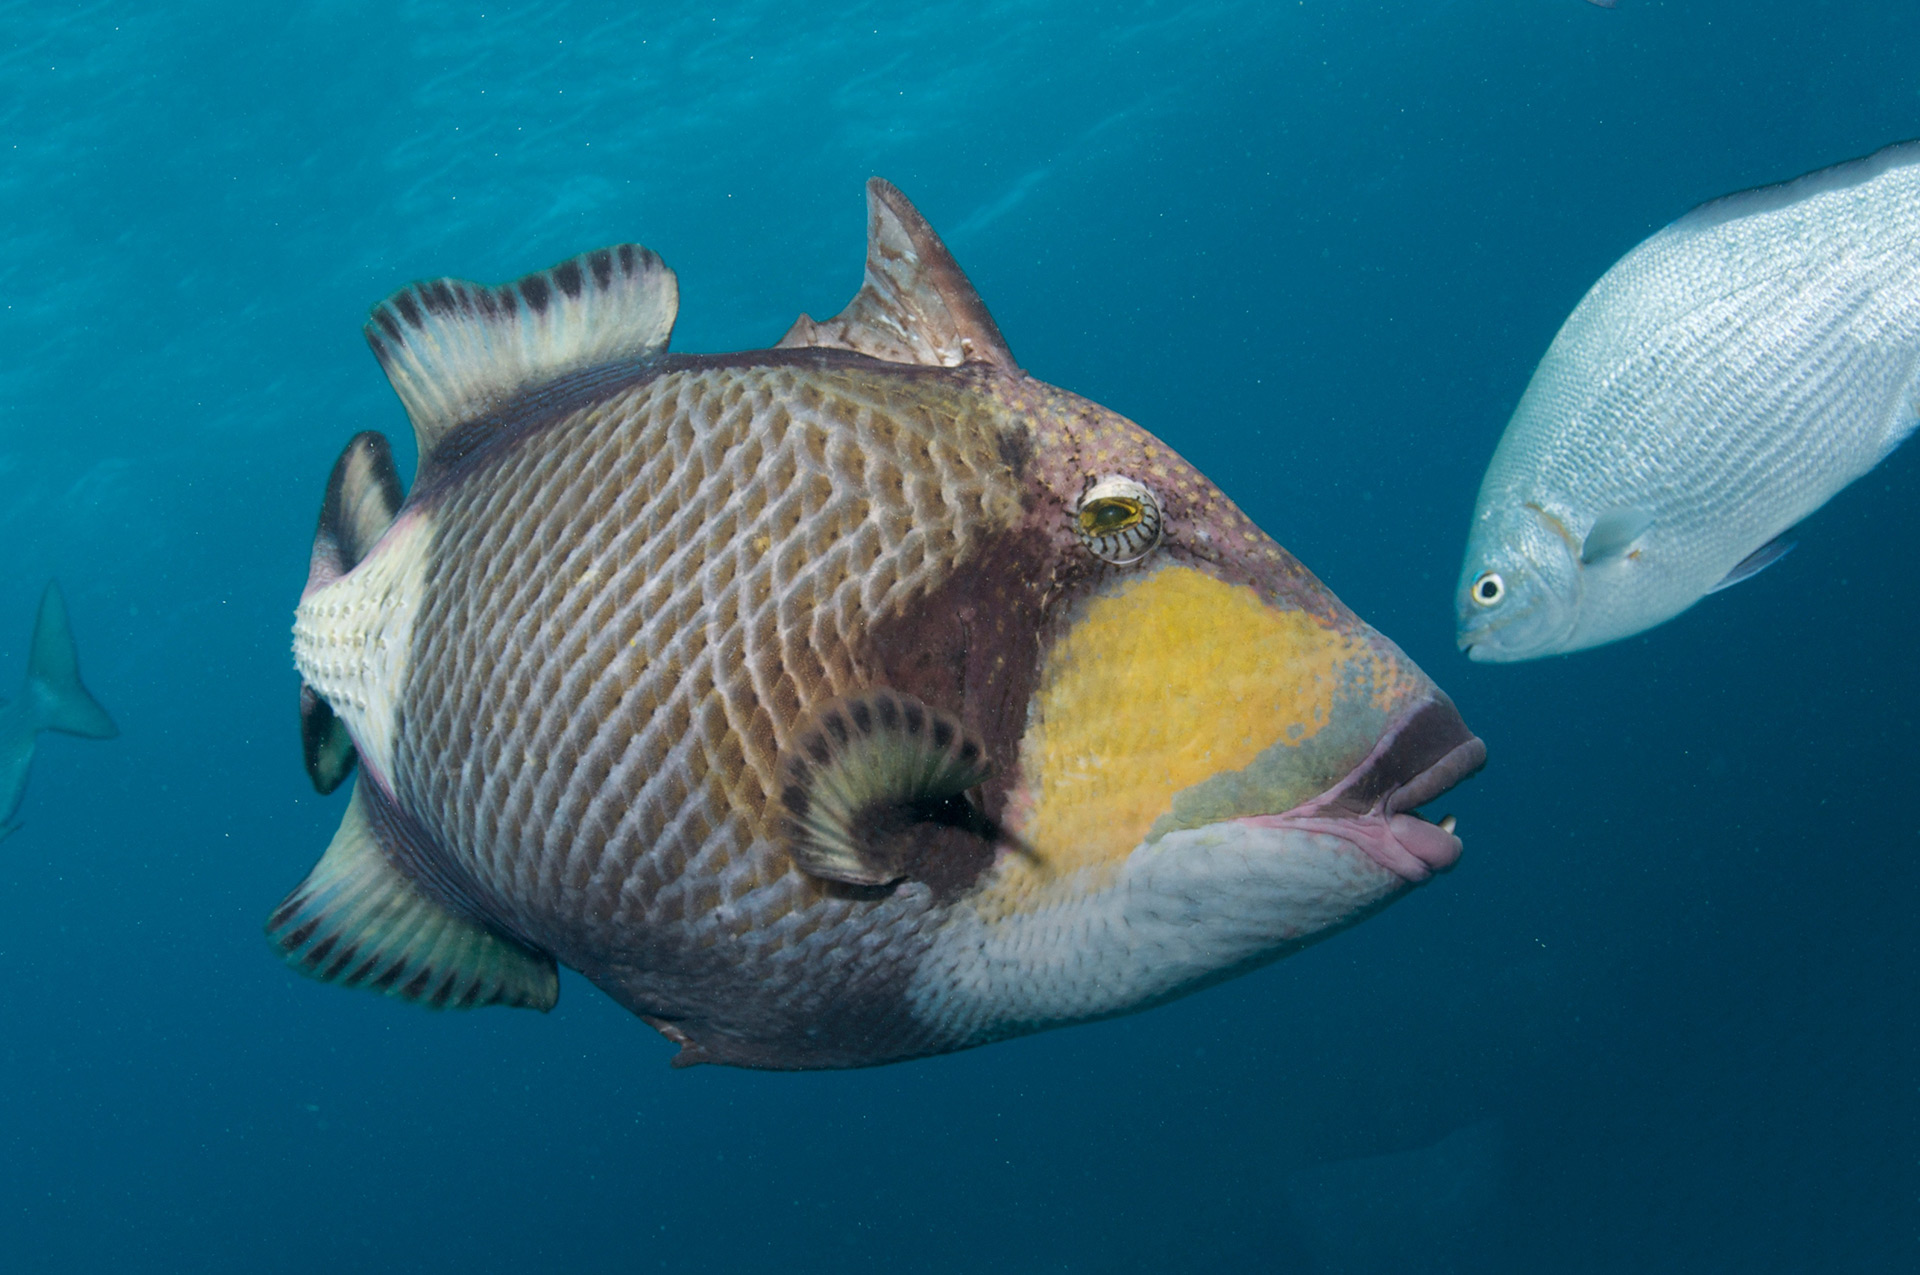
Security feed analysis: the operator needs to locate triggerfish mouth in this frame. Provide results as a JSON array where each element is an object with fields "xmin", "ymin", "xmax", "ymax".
[{"xmin": 274, "ymin": 179, "xmax": 1486, "ymax": 1069}]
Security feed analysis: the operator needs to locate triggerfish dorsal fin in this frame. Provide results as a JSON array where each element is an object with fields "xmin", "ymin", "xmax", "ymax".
[
  {"xmin": 266, "ymin": 781, "xmax": 559, "ymax": 1011},
  {"xmin": 777, "ymin": 178, "xmax": 1019, "ymax": 374},
  {"xmin": 300, "ymin": 431, "xmax": 406, "ymax": 795},
  {"xmin": 365, "ymin": 244, "xmax": 679, "ymax": 463}
]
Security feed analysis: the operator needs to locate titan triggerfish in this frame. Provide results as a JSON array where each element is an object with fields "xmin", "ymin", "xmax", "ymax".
[
  {"xmin": 1458, "ymin": 140, "xmax": 1920, "ymax": 661},
  {"xmin": 274, "ymin": 179, "xmax": 1486, "ymax": 1069}
]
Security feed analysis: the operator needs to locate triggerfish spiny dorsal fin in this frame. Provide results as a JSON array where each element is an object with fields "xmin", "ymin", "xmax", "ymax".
[
  {"xmin": 365, "ymin": 244, "xmax": 678, "ymax": 464},
  {"xmin": 776, "ymin": 178, "xmax": 1019, "ymax": 374},
  {"xmin": 777, "ymin": 689, "xmax": 995, "ymax": 887},
  {"xmin": 266, "ymin": 781, "xmax": 558, "ymax": 1011},
  {"xmin": 1709, "ymin": 533, "xmax": 1797, "ymax": 593},
  {"xmin": 1580, "ymin": 506, "xmax": 1655, "ymax": 565},
  {"xmin": 300, "ymin": 431, "xmax": 405, "ymax": 795}
]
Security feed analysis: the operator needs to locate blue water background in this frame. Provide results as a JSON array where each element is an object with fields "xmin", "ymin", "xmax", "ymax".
[{"xmin": 2, "ymin": 1, "xmax": 1916, "ymax": 1270}]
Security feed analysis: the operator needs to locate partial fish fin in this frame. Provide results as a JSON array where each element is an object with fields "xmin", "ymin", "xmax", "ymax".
[
  {"xmin": 1580, "ymin": 507, "xmax": 1654, "ymax": 564},
  {"xmin": 301, "ymin": 684, "xmax": 357, "ymax": 795},
  {"xmin": 1675, "ymin": 138, "xmax": 1920, "ymax": 235},
  {"xmin": 777, "ymin": 689, "xmax": 995, "ymax": 886},
  {"xmin": 1708, "ymin": 534, "xmax": 1796, "ymax": 593},
  {"xmin": 299, "ymin": 432, "xmax": 404, "ymax": 794},
  {"xmin": 777, "ymin": 178, "xmax": 1018, "ymax": 373},
  {"xmin": 266, "ymin": 782, "xmax": 558, "ymax": 1011},
  {"xmin": 305, "ymin": 431, "xmax": 404, "ymax": 597},
  {"xmin": 25, "ymin": 582, "xmax": 117, "ymax": 739},
  {"xmin": 365, "ymin": 244, "xmax": 678, "ymax": 463}
]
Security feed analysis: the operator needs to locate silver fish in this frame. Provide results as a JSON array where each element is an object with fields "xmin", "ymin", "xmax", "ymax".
[
  {"xmin": 0, "ymin": 583, "xmax": 117, "ymax": 839},
  {"xmin": 1457, "ymin": 140, "xmax": 1920, "ymax": 661},
  {"xmin": 275, "ymin": 180, "xmax": 1484, "ymax": 1069}
]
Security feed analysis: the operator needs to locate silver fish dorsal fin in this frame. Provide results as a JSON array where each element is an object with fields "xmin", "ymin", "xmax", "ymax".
[
  {"xmin": 365, "ymin": 244, "xmax": 679, "ymax": 464},
  {"xmin": 1672, "ymin": 138, "xmax": 1920, "ymax": 235},
  {"xmin": 266, "ymin": 781, "xmax": 558, "ymax": 1011},
  {"xmin": 777, "ymin": 178, "xmax": 1019, "ymax": 373}
]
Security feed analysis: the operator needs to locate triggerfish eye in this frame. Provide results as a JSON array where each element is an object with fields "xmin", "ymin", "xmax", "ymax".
[
  {"xmin": 1470, "ymin": 571, "xmax": 1505, "ymax": 606},
  {"xmin": 1076, "ymin": 475, "xmax": 1162, "ymax": 564}
]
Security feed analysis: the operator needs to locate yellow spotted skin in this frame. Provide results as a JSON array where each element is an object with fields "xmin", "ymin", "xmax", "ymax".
[{"xmin": 981, "ymin": 563, "xmax": 1422, "ymax": 920}]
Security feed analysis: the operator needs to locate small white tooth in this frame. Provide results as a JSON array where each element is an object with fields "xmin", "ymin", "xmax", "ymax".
[{"xmin": 1438, "ymin": 815, "xmax": 1457, "ymax": 835}]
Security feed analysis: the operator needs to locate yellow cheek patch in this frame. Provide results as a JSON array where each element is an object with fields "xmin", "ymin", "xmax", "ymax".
[{"xmin": 980, "ymin": 564, "xmax": 1396, "ymax": 917}]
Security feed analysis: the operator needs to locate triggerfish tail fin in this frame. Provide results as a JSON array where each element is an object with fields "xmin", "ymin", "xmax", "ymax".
[
  {"xmin": 364, "ymin": 244, "xmax": 679, "ymax": 466},
  {"xmin": 300, "ymin": 432, "xmax": 405, "ymax": 794},
  {"xmin": 267, "ymin": 781, "xmax": 559, "ymax": 1011},
  {"xmin": 305, "ymin": 431, "xmax": 404, "ymax": 597},
  {"xmin": 26, "ymin": 582, "xmax": 117, "ymax": 740}
]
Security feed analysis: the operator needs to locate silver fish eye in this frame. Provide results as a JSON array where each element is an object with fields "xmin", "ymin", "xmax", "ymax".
[
  {"xmin": 1075, "ymin": 475, "xmax": 1163, "ymax": 565},
  {"xmin": 1470, "ymin": 571, "xmax": 1505, "ymax": 607}
]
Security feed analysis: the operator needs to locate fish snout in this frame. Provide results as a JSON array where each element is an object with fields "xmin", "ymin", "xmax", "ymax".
[{"xmin": 1239, "ymin": 696, "xmax": 1485, "ymax": 883}]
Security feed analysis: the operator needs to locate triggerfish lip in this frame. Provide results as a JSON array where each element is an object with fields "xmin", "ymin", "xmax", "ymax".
[{"xmin": 1236, "ymin": 699, "xmax": 1487, "ymax": 884}]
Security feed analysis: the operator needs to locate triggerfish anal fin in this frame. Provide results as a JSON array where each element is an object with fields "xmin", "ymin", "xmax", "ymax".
[
  {"xmin": 365, "ymin": 243, "xmax": 679, "ymax": 465},
  {"xmin": 300, "ymin": 432, "xmax": 405, "ymax": 795},
  {"xmin": 1580, "ymin": 506, "xmax": 1655, "ymax": 565},
  {"xmin": 1708, "ymin": 534, "xmax": 1797, "ymax": 593},
  {"xmin": 777, "ymin": 178, "xmax": 1019, "ymax": 374},
  {"xmin": 267, "ymin": 782, "xmax": 558, "ymax": 1011}
]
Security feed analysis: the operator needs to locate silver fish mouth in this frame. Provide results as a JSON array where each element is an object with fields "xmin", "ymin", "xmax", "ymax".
[{"xmin": 1238, "ymin": 699, "xmax": 1486, "ymax": 883}]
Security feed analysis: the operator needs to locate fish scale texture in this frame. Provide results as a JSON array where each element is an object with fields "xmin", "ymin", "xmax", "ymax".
[
  {"xmin": 1476, "ymin": 147, "xmax": 1920, "ymax": 644},
  {"xmin": 395, "ymin": 360, "xmax": 1024, "ymax": 1055}
]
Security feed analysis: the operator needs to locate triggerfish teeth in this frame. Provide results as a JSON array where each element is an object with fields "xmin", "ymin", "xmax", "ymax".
[
  {"xmin": 271, "ymin": 178, "xmax": 1487, "ymax": 1069},
  {"xmin": 1238, "ymin": 698, "xmax": 1482, "ymax": 884}
]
